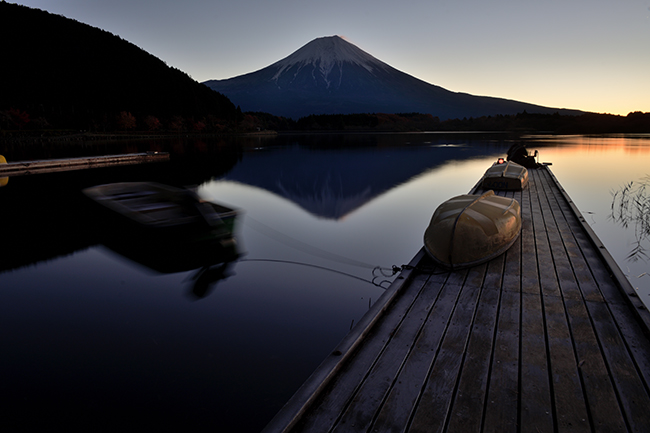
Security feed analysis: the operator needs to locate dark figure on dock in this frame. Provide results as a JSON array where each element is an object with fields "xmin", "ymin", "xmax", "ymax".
[{"xmin": 507, "ymin": 143, "xmax": 541, "ymax": 168}]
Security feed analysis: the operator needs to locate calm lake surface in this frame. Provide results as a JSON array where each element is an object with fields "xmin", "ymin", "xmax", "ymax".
[{"xmin": 2, "ymin": 133, "xmax": 649, "ymax": 432}]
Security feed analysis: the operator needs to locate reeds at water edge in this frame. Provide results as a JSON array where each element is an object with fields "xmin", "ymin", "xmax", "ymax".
[{"xmin": 611, "ymin": 176, "xmax": 650, "ymax": 262}]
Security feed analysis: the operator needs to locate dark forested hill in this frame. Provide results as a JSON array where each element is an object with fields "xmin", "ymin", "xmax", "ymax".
[{"xmin": 0, "ymin": 3, "xmax": 239, "ymax": 132}]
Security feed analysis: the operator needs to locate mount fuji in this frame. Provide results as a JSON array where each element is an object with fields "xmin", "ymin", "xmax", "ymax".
[{"xmin": 203, "ymin": 36, "xmax": 580, "ymax": 120}]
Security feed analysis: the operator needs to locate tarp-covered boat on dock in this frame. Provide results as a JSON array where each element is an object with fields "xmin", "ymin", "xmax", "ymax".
[
  {"xmin": 424, "ymin": 190, "xmax": 521, "ymax": 269},
  {"xmin": 480, "ymin": 159, "xmax": 528, "ymax": 191}
]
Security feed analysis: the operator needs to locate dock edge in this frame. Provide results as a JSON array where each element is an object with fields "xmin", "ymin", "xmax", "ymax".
[{"xmin": 261, "ymin": 249, "xmax": 427, "ymax": 433}]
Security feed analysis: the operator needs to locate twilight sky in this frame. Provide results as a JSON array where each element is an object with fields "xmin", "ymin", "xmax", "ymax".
[{"xmin": 17, "ymin": 0, "xmax": 650, "ymax": 115}]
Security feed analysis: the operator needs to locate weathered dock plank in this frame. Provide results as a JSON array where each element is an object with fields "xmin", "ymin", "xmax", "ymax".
[
  {"xmin": 445, "ymin": 258, "xmax": 502, "ymax": 433},
  {"xmin": 369, "ymin": 277, "xmax": 466, "ymax": 433},
  {"xmin": 0, "ymin": 152, "xmax": 169, "ymax": 176},
  {"xmin": 263, "ymin": 165, "xmax": 650, "ymax": 433},
  {"xmin": 410, "ymin": 267, "xmax": 485, "ymax": 432},
  {"xmin": 482, "ymin": 289, "xmax": 520, "ymax": 433}
]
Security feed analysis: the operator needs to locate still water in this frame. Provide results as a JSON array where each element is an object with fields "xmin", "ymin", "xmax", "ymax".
[{"xmin": 1, "ymin": 133, "xmax": 649, "ymax": 432}]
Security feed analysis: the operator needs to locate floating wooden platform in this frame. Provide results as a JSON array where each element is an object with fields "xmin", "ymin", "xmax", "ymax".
[
  {"xmin": 0, "ymin": 152, "xmax": 169, "ymax": 176},
  {"xmin": 263, "ymin": 166, "xmax": 650, "ymax": 433}
]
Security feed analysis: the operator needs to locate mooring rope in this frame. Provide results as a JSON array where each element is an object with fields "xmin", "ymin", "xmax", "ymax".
[
  {"xmin": 244, "ymin": 216, "xmax": 395, "ymax": 272},
  {"xmin": 243, "ymin": 216, "xmax": 451, "ymax": 282},
  {"xmin": 240, "ymin": 258, "xmax": 396, "ymax": 289}
]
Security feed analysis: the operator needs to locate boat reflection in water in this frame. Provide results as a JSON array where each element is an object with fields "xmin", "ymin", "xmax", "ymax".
[
  {"xmin": 103, "ymin": 233, "xmax": 241, "ymax": 299},
  {"xmin": 83, "ymin": 181, "xmax": 242, "ymax": 299}
]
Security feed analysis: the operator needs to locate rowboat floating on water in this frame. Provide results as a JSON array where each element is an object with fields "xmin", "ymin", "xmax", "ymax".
[
  {"xmin": 83, "ymin": 182, "xmax": 241, "ymax": 299},
  {"xmin": 480, "ymin": 159, "xmax": 528, "ymax": 191},
  {"xmin": 424, "ymin": 190, "xmax": 521, "ymax": 269},
  {"xmin": 82, "ymin": 182, "xmax": 238, "ymax": 243}
]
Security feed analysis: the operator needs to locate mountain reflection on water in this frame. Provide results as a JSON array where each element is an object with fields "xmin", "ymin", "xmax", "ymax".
[
  {"xmin": 2, "ymin": 132, "xmax": 650, "ymax": 433},
  {"xmin": 223, "ymin": 140, "xmax": 500, "ymax": 219}
]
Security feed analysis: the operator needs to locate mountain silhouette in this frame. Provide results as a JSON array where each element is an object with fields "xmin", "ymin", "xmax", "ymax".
[
  {"xmin": 0, "ymin": 3, "xmax": 238, "ymax": 130},
  {"xmin": 204, "ymin": 36, "xmax": 582, "ymax": 120}
]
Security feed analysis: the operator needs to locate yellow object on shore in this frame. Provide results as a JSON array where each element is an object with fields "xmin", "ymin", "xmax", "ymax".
[
  {"xmin": 0, "ymin": 155, "xmax": 7, "ymax": 187},
  {"xmin": 424, "ymin": 190, "xmax": 521, "ymax": 269}
]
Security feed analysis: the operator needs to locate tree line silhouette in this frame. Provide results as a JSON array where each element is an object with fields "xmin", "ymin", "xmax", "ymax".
[
  {"xmin": 0, "ymin": 3, "xmax": 241, "ymax": 135},
  {"xmin": 239, "ymin": 111, "xmax": 650, "ymax": 134}
]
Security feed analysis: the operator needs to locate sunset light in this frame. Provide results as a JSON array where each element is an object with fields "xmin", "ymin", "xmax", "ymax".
[{"xmin": 14, "ymin": 0, "xmax": 650, "ymax": 115}]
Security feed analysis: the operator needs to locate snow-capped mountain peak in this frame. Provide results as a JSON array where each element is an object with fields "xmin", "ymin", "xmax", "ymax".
[
  {"xmin": 203, "ymin": 36, "xmax": 581, "ymax": 120},
  {"xmin": 269, "ymin": 35, "xmax": 388, "ymax": 87}
]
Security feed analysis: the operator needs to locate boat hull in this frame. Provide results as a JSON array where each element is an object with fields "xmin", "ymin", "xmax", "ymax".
[
  {"xmin": 424, "ymin": 191, "xmax": 521, "ymax": 269},
  {"xmin": 82, "ymin": 182, "xmax": 238, "ymax": 242},
  {"xmin": 480, "ymin": 160, "xmax": 528, "ymax": 191}
]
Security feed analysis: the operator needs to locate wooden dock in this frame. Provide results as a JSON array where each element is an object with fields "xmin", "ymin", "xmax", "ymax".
[
  {"xmin": 0, "ymin": 152, "xmax": 169, "ymax": 176},
  {"xmin": 263, "ymin": 166, "xmax": 650, "ymax": 433}
]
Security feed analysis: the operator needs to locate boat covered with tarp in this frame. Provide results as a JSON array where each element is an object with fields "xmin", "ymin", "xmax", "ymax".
[
  {"xmin": 480, "ymin": 159, "xmax": 528, "ymax": 191},
  {"xmin": 424, "ymin": 190, "xmax": 521, "ymax": 269}
]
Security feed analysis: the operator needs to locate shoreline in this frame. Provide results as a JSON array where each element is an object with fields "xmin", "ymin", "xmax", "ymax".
[{"xmin": 0, "ymin": 130, "xmax": 279, "ymax": 144}]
